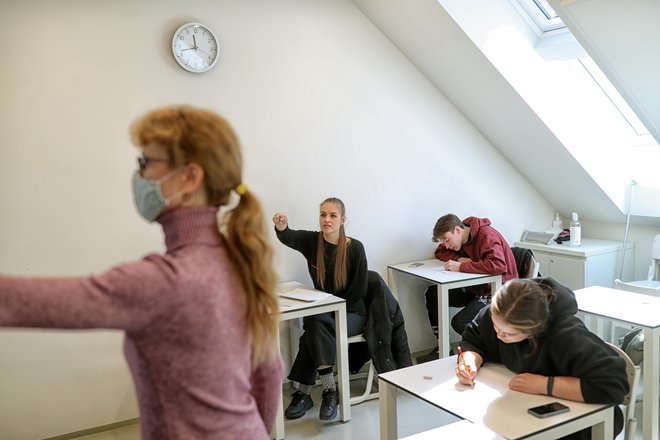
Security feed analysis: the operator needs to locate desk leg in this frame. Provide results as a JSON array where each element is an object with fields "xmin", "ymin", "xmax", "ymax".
[
  {"xmin": 273, "ymin": 401, "xmax": 285, "ymax": 440},
  {"xmin": 438, "ymin": 284, "xmax": 450, "ymax": 358},
  {"xmin": 490, "ymin": 278, "xmax": 502, "ymax": 294},
  {"xmin": 582, "ymin": 314, "xmax": 605, "ymax": 340},
  {"xmin": 590, "ymin": 406, "xmax": 613, "ymax": 440},
  {"xmin": 335, "ymin": 303, "xmax": 351, "ymax": 422},
  {"xmin": 642, "ymin": 328, "xmax": 660, "ymax": 440},
  {"xmin": 274, "ymin": 327, "xmax": 285, "ymax": 440},
  {"xmin": 387, "ymin": 267, "xmax": 399, "ymax": 299},
  {"xmin": 379, "ymin": 378, "xmax": 397, "ymax": 440}
]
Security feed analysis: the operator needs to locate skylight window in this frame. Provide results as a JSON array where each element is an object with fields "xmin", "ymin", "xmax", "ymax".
[
  {"xmin": 578, "ymin": 57, "xmax": 651, "ymax": 139},
  {"xmin": 513, "ymin": 0, "xmax": 565, "ymax": 33},
  {"xmin": 532, "ymin": 0, "xmax": 558, "ymax": 20},
  {"xmin": 440, "ymin": 0, "xmax": 659, "ymax": 216}
]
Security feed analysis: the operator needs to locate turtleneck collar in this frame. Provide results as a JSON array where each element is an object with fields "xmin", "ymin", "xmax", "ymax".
[{"xmin": 157, "ymin": 207, "xmax": 222, "ymax": 252}]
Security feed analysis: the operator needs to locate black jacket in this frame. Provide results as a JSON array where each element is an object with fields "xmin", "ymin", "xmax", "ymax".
[{"xmin": 349, "ymin": 271, "xmax": 412, "ymax": 374}]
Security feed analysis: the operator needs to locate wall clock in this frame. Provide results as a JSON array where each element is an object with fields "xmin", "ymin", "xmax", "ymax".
[{"xmin": 171, "ymin": 22, "xmax": 219, "ymax": 73}]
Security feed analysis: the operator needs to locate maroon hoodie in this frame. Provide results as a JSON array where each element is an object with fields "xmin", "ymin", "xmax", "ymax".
[{"xmin": 434, "ymin": 216, "xmax": 518, "ymax": 295}]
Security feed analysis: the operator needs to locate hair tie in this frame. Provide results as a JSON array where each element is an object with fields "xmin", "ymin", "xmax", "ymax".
[{"xmin": 235, "ymin": 183, "xmax": 248, "ymax": 196}]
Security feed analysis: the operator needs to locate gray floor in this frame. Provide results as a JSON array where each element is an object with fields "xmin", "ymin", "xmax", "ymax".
[
  {"xmin": 69, "ymin": 376, "xmax": 456, "ymax": 440},
  {"xmin": 69, "ymin": 370, "xmax": 643, "ymax": 440}
]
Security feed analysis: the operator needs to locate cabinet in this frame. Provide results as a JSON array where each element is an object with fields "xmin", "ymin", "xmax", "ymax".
[{"xmin": 514, "ymin": 238, "xmax": 634, "ymax": 290}]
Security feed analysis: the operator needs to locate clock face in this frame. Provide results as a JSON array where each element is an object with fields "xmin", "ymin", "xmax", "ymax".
[{"xmin": 171, "ymin": 23, "xmax": 219, "ymax": 73}]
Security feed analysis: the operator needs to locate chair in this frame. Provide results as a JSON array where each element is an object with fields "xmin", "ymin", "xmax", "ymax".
[
  {"xmin": 347, "ymin": 271, "xmax": 380, "ymax": 405},
  {"xmin": 610, "ymin": 279, "xmax": 660, "ymax": 343},
  {"xmin": 615, "ymin": 278, "xmax": 660, "ymax": 296},
  {"xmin": 606, "ymin": 342, "xmax": 640, "ymax": 440},
  {"xmin": 347, "ymin": 332, "xmax": 378, "ymax": 405},
  {"xmin": 648, "ymin": 233, "xmax": 660, "ymax": 281},
  {"xmin": 348, "ymin": 270, "xmax": 412, "ymax": 405},
  {"xmin": 511, "ymin": 247, "xmax": 540, "ymax": 278}
]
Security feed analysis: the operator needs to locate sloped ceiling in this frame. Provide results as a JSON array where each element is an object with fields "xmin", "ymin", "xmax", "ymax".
[{"xmin": 352, "ymin": 0, "xmax": 659, "ymax": 226}]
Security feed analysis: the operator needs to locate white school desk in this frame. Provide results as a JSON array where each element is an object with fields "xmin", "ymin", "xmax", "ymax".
[
  {"xmin": 273, "ymin": 283, "xmax": 350, "ymax": 440},
  {"xmin": 387, "ymin": 259, "xmax": 502, "ymax": 357},
  {"xmin": 400, "ymin": 419, "xmax": 504, "ymax": 439},
  {"xmin": 379, "ymin": 356, "xmax": 614, "ymax": 440},
  {"xmin": 575, "ymin": 285, "xmax": 660, "ymax": 440}
]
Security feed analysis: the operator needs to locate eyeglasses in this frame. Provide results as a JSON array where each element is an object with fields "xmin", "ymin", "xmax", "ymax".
[{"xmin": 137, "ymin": 155, "xmax": 170, "ymax": 171}]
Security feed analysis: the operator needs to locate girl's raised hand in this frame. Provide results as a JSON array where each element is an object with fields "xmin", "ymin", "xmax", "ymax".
[{"xmin": 272, "ymin": 212, "xmax": 288, "ymax": 231}]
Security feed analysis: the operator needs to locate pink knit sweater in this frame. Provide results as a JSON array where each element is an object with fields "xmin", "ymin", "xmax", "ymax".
[{"xmin": 0, "ymin": 207, "xmax": 284, "ymax": 439}]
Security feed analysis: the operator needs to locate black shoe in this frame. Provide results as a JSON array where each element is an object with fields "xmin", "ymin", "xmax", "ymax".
[
  {"xmin": 285, "ymin": 391, "xmax": 313, "ymax": 419},
  {"xmin": 319, "ymin": 388, "xmax": 338, "ymax": 420},
  {"xmin": 416, "ymin": 346, "xmax": 439, "ymax": 364}
]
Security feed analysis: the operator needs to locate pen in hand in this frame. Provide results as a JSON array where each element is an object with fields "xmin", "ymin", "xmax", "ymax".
[{"xmin": 457, "ymin": 346, "xmax": 474, "ymax": 387}]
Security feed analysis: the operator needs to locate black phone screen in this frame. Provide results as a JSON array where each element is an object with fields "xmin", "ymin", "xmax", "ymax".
[{"xmin": 527, "ymin": 402, "xmax": 570, "ymax": 418}]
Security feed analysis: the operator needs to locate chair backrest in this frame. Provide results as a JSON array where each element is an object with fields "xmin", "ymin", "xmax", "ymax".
[
  {"xmin": 651, "ymin": 234, "xmax": 660, "ymax": 259},
  {"xmin": 529, "ymin": 255, "xmax": 540, "ymax": 278},
  {"xmin": 605, "ymin": 342, "xmax": 639, "ymax": 440},
  {"xmin": 649, "ymin": 233, "xmax": 660, "ymax": 280},
  {"xmin": 510, "ymin": 247, "xmax": 538, "ymax": 278},
  {"xmin": 606, "ymin": 342, "xmax": 638, "ymax": 406},
  {"xmin": 614, "ymin": 278, "xmax": 660, "ymax": 297},
  {"xmin": 365, "ymin": 270, "xmax": 384, "ymax": 312}
]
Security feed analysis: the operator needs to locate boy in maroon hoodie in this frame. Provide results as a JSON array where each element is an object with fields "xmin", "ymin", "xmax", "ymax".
[{"xmin": 417, "ymin": 213, "xmax": 518, "ymax": 363}]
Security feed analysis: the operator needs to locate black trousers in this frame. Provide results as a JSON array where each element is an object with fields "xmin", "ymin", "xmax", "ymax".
[
  {"xmin": 424, "ymin": 285, "xmax": 489, "ymax": 335},
  {"xmin": 288, "ymin": 311, "xmax": 367, "ymax": 386}
]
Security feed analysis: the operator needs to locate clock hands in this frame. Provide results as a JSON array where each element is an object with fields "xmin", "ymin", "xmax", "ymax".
[{"xmin": 180, "ymin": 34, "xmax": 198, "ymax": 53}]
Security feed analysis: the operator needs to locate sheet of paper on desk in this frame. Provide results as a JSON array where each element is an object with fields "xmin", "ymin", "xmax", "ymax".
[
  {"xmin": 278, "ymin": 288, "xmax": 331, "ymax": 302},
  {"xmin": 279, "ymin": 298, "xmax": 307, "ymax": 309}
]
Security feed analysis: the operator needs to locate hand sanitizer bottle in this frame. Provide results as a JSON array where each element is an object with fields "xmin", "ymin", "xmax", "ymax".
[
  {"xmin": 552, "ymin": 212, "xmax": 562, "ymax": 230},
  {"xmin": 570, "ymin": 212, "xmax": 581, "ymax": 246}
]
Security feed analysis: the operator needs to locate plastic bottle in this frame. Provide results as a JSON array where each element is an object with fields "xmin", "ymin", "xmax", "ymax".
[
  {"xmin": 552, "ymin": 212, "xmax": 562, "ymax": 230},
  {"xmin": 570, "ymin": 212, "xmax": 581, "ymax": 246}
]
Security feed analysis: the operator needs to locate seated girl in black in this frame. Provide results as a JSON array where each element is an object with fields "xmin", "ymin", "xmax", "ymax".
[
  {"xmin": 457, "ymin": 278, "xmax": 628, "ymax": 440},
  {"xmin": 273, "ymin": 197, "xmax": 367, "ymax": 421}
]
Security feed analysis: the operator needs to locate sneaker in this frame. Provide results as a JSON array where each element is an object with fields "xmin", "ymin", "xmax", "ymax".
[
  {"xmin": 284, "ymin": 391, "xmax": 313, "ymax": 419},
  {"xmin": 319, "ymin": 388, "xmax": 338, "ymax": 420},
  {"xmin": 416, "ymin": 346, "xmax": 439, "ymax": 364}
]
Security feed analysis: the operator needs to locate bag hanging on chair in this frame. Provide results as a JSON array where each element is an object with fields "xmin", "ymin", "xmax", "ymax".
[{"xmin": 620, "ymin": 327, "xmax": 643, "ymax": 366}]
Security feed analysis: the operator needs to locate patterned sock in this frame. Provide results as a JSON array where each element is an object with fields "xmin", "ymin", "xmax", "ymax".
[
  {"xmin": 298, "ymin": 383, "xmax": 312, "ymax": 395},
  {"xmin": 318, "ymin": 367, "xmax": 336, "ymax": 391}
]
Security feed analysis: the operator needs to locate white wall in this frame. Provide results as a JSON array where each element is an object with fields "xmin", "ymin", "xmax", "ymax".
[{"xmin": 0, "ymin": 0, "xmax": 553, "ymax": 437}]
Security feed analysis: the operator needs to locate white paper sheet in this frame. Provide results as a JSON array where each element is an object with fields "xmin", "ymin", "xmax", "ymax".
[{"xmin": 278, "ymin": 288, "xmax": 331, "ymax": 302}]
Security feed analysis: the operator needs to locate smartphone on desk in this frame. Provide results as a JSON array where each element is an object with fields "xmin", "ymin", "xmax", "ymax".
[{"xmin": 527, "ymin": 402, "xmax": 570, "ymax": 418}]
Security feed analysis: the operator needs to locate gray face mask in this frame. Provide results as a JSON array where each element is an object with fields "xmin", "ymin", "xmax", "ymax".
[{"xmin": 131, "ymin": 170, "xmax": 181, "ymax": 222}]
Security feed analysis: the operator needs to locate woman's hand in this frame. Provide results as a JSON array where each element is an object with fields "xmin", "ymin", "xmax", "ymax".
[
  {"xmin": 508, "ymin": 373, "xmax": 547, "ymax": 395},
  {"xmin": 272, "ymin": 212, "xmax": 288, "ymax": 231},
  {"xmin": 444, "ymin": 260, "xmax": 461, "ymax": 271},
  {"xmin": 455, "ymin": 350, "xmax": 478, "ymax": 386}
]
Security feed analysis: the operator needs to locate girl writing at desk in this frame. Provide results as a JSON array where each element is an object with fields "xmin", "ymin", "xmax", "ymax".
[
  {"xmin": 457, "ymin": 278, "xmax": 628, "ymax": 440},
  {"xmin": 273, "ymin": 197, "xmax": 368, "ymax": 421}
]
